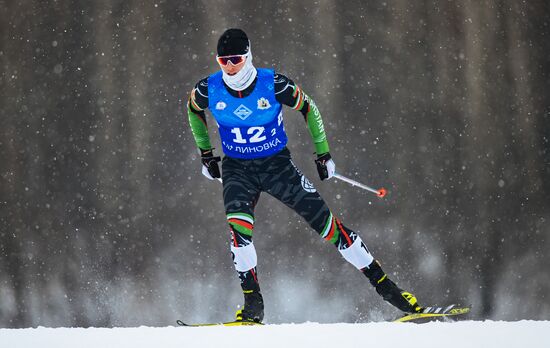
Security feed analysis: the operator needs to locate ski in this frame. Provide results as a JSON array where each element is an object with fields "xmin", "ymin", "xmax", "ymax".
[
  {"xmin": 393, "ymin": 304, "xmax": 471, "ymax": 323},
  {"xmin": 177, "ymin": 305, "xmax": 470, "ymax": 326},
  {"xmin": 176, "ymin": 319, "xmax": 263, "ymax": 327}
]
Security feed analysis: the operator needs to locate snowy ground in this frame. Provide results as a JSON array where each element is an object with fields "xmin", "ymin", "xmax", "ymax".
[{"xmin": 1, "ymin": 321, "xmax": 548, "ymax": 348}]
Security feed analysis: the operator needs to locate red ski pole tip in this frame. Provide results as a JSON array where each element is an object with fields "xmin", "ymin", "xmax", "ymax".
[{"xmin": 377, "ymin": 188, "xmax": 387, "ymax": 198}]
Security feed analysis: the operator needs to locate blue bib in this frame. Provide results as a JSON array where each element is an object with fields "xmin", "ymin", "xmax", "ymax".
[{"xmin": 208, "ymin": 68, "xmax": 288, "ymax": 159}]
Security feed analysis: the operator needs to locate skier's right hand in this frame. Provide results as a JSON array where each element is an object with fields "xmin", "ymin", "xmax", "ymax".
[{"xmin": 200, "ymin": 149, "xmax": 221, "ymax": 180}]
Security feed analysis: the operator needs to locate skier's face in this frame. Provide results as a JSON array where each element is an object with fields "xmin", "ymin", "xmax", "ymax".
[{"xmin": 217, "ymin": 55, "xmax": 247, "ymax": 76}]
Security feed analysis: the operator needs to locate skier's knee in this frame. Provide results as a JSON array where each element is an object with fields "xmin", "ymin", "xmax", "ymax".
[
  {"xmin": 339, "ymin": 236, "xmax": 374, "ymax": 270},
  {"xmin": 227, "ymin": 213, "xmax": 254, "ymax": 247},
  {"xmin": 227, "ymin": 213, "xmax": 258, "ymax": 272},
  {"xmin": 319, "ymin": 214, "xmax": 354, "ymax": 249},
  {"xmin": 319, "ymin": 215, "xmax": 374, "ymax": 270}
]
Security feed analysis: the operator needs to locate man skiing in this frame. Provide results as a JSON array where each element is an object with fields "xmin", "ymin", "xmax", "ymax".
[{"xmin": 186, "ymin": 28, "xmax": 422, "ymax": 323}]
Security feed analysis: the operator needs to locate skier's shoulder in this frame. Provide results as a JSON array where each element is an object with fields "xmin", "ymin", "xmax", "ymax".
[
  {"xmin": 273, "ymin": 71, "xmax": 296, "ymax": 95},
  {"xmin": 193, "ymin": 76, "xmax": 210, "ymax": 99},
  {"xmin": 273, "ymin": 71, "xmax": 291, "ymax": 84},
  {"xmin": 195, "ymin": 76, "xmax": 209, "ymax": 89},
  {"xmin": 189, "ymin": 76, "xmax": 210, "ymax": 111}
]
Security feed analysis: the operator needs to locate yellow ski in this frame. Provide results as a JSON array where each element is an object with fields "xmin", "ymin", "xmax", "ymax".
[
  {"xmin": 177, "ymin": 304, "xmax": 470, "ymax": 326},
  {"xmin": 394, "ymin": 305, "xmax": 471, "ymax": 323},
  {"xmin": 176, "ymin": 320, "xmax": 263, "ymax": 327}
]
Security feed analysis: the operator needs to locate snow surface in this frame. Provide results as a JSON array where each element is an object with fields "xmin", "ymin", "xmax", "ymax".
[{"xmin": 1, "ymin": 321, "xmax": 548, "ymax": 348}]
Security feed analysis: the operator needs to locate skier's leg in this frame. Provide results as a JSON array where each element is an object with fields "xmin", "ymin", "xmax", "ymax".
[
  {"xmin": 222, "ymin": 157, "xmax": 264, "ymax": 322},
  {"xmin": 260, "ymin": 150, "xmax": 373, "ymax": 266},
  {"xmin": 261, "ymin": 149, "xmax": 421, "ymax": 313}
]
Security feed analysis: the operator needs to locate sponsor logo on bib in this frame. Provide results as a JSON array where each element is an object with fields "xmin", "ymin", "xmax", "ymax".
[
  {"xmin": 234, "ymin": 104, "xmax": 253, "ymax": 120},
  {"xmin": 257, "ymin": 97, "xmax": 271, "ymax": 110}
]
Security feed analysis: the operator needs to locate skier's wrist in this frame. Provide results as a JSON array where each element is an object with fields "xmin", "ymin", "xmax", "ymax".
[
  {"xmin": 200, "ymin": 148, "xmax": 214, "ymax": 158},
  {"xmin": 316, "ymin": 152, "xmax": 331, "ymax": 161}
]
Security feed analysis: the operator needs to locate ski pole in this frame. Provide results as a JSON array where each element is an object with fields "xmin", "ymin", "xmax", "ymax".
[{"xmin": 333, "ymin": 172, "xmax": 387, "ymax": 198}]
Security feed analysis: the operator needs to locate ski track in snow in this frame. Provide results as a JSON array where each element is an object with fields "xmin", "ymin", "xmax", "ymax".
[{"xmin": 1, "ymin": 321, "xmax": 548, "ymax": 348}]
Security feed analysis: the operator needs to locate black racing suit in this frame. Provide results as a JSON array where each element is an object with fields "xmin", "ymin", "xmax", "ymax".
[
  {"xmin": 186, "ymin": 72, "xmax": 420, "ymax": 318},
  {"xmin": 188, "ymin": 73, "xmax": 369, "ymax": 291}
]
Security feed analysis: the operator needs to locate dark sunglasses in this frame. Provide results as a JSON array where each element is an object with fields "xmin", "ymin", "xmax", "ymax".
[{"xmin": 216, "ymin": 54, "xmax": 246, "ymax": 66}]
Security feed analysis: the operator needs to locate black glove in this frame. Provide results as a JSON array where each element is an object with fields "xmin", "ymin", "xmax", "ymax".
[
  {"xmin": 315, "ymin": 152, "xmax": 336, "ymax": 180},
  {"xmin": 200, "ymin": 149, "xmax": 221, "ymax": 180}
]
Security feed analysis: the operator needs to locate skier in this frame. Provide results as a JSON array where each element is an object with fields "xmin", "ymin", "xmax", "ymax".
[{"xmin": 186, "ymin": 28, "xmax": 422, "ymax": 323}]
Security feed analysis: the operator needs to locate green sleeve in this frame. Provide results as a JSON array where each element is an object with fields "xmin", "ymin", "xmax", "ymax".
[
  {"xmin": 304, "ymin": 97, "xmax": 330, "ymax": 155},
  {"xmin": 275, "ymin": 75, "xmax": 330, "ymax": 155},
  {"xmin": 187, "ymin": 99, "xmax": 212, "ymax": 151},
  {"xmin": 292, "ymin": 86, "xmax": 330, "ymax": 155}
]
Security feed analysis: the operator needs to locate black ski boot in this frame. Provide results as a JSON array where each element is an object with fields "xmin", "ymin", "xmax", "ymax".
[
  {"xmin": 236, "ymin": 290, "xmax": 264, "ymax": 323},
  {"xmin": 363, "ymin": 260, "xmax": 422, "ymax": 313}
]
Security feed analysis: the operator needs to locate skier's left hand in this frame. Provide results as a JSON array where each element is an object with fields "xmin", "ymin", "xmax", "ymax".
[{"xmin": 315, "ymin": 152, "xmax": 336, "ymax": 180}]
